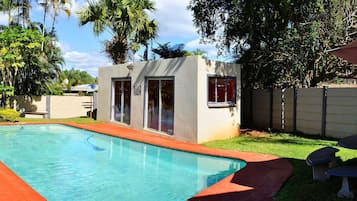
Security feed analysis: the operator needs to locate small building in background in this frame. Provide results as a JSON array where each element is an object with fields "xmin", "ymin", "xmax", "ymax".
[{"xmin": 97, "ymin": 56, "xmax": 241, "ymax": 143}]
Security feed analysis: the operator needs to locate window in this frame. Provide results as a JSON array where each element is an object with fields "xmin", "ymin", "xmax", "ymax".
[{"xmin": 208, "ymin": 76, "xmax": 236, "ymax": 107}]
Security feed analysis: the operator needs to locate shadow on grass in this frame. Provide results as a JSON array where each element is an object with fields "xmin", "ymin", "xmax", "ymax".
[
  {"xmin": 238, "ymin": 134, "xmax": 339, "ymax": 147},
  {"xmin": 275, "ymin": 158, "xmax": 353, "ymax": 201}
]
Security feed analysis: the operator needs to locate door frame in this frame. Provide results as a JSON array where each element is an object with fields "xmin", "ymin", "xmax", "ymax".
[
  {"xmin": 144, "ymin": 76, "xmax": 175, "ymax": 134},
  {"xmin": 111, "ymin": 78, "xmax": 131, "ymax": 124}
]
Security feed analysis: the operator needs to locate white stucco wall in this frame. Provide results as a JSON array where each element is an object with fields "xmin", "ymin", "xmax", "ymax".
[
  {"xmin": 16, "ymin": 95, "xmax": 93, "ymax": 118},
  {"xmin": 97, "ymin": 56, "xmax": 241, "ymax": 143},
  {"xmin": 98, "ymin": 56, "xmax": 199, "ymax": 142},
  {"xmin": 196, "ymin": 59, "xmax": 241, "ymax": 143},
  {"xmin": 48, "ymin": 96, "xmax": 92, "ymax": 119}
]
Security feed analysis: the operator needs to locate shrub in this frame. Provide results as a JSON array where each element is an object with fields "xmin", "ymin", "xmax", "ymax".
[{"xmin": 0, "ymin": 108, "xmax": 20, "ymax": 122}]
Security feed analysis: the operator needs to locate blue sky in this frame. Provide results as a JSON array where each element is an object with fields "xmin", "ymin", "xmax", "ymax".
[{"xmin": 0, "ymin": 0, "xmax": 219, "ymax": 77}]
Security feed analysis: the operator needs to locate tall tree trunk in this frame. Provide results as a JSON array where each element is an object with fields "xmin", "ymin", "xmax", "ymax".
[
  {"xmin": 51, "ymin": 14, "xmax": 56, "ymax": 33},
  {"xmin": 51, "ymin": 0, "xmax": 58, "ymax": 33},
  {"xmin": 143, "ymin": 43, "xmax": 148, "ymax": 61},
  {"xmin": 105, "ymin": 35, "xmax": 128, "ymax": 64},
  {"xmin": 22, "ymin": 0, "xmax": 30, "ymax": 27},
  {"xmin": 8, "ymin": 10, "xmax": 12, "ymax": 26},
  {"xmin": 41, "ymin": 3, "xmax": 48, "ymax": 51}
]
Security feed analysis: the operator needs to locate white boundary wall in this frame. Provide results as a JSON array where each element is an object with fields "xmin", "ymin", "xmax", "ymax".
[{"xmin": 15, "ymin": 95, "xmax": 94, "ymax": 119}]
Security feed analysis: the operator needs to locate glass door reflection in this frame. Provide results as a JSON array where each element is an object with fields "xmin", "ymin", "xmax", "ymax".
[
  {"xmin": 113, "ymin": 79, "xmax": 131, "ymax": 124},
  {"xmin": 147, "ymin": 78, "xmax": 174, "ymax": 135}
]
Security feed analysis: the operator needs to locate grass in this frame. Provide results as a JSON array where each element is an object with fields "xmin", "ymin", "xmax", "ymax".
[{"xmin": 203, "ymin": 132, "xmax": 357, "ymax": 201}]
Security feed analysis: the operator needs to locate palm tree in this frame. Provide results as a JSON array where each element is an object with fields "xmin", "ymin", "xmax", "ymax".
[
  {"xmin": 0, "ymin": 0, "xmax": 16, "ymax": 25},
  {"xmin": 21, "ymin": 0, "xmax": 30, "ymax": 26},
  {"xmin": 0, "ymin": 0, "xmax": 32, "ymax": 27},
  {"xmin": 152, "ymin": 43, "xmax": 187, "ymax": 59},
  {"xmin": 38, "ymin": 0, "xmax": 71, "ymax": 51},
  {"xmin": 77, "ymin": 0, "xmax": 158, "ymax": 64},
  {"xmin": 133, "ymin": 19, "xmax": 158, "ymax": 61},
  {"xmin": 50, "ymin": 0, "xmax": 71, "ymax": 32},
  {"xmin": 38, "ymin": 0, "xmax": 71, "ymax": 40}
]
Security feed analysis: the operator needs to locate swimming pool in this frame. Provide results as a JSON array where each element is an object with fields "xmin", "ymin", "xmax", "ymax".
[{"xmin": 0, "ymin": 124, "xmax": 246, "ymax": 201}]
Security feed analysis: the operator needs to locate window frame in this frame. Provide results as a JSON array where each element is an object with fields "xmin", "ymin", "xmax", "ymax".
[{"xmin": 207, "ymin": 75, "xmax": 237, "ymax": 108}]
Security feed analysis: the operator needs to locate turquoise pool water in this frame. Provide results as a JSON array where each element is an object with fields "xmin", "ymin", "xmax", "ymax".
[{"xmin": 0, "ymin": 124, "xmax": 246, "ymax": 201}]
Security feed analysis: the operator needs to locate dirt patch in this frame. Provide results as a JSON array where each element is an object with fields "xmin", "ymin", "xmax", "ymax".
[{"xmin": 241, "ymin": 129, "xmax": 269, "ymax": 137}]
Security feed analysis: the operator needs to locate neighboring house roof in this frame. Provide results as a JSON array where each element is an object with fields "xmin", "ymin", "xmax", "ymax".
[
  {"xmin": 329, "ymin": 40, "xmax": 357, "ymax": 64},
  {"xmin": 71, "ymin": 84, "xmax": 98, "ymax": 92}
]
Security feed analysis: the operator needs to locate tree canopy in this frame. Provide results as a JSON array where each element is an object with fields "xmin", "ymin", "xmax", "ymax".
[
  {"xmin": 189, "ymin": 0, "xmax": 357, "ymax": 88},
  {"xmin": 0, "ymin": 26, "xmax": 62, "ymax": 96},
  {"xmin": 77, "ymin": 0, "xmax": 158, "ymax": 64},
  {"xmin": 0, "ymin": 0, "xmax": 72, "ymax": 103},
  {"xmin": 152, "ymin": 42, "xmax": 205, "ymax": 59},
  {"xmin": 60, "ymin": 69, "xmax": 96, "ymax": 91}
]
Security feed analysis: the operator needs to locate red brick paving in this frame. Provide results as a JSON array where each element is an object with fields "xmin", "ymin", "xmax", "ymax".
[
  {"xmin": 0, "ymin": 122, "xmax": 293, "ymax": 201},
  {"xmin": 0, "ymin": 162, "xmax": 46, "ymax": 201}
]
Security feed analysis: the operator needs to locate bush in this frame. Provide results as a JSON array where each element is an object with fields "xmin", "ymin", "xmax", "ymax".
[{"xmin": 0, "ymin": 108, "xmax": 20, "ymax": 122}]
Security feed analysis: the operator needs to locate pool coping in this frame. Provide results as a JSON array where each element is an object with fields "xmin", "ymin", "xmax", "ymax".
[{"xmin": 0, "ymin": 122, "xmax": 293, "ymax": 201}]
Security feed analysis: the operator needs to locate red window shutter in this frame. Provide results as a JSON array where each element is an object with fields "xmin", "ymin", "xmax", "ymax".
[
  {"xmin": 227, "ymin": 78, "xmax": 235, "ymax": 102},
  {"xmin": 217, "ymin": 78, "xmax": 225, "ymax": 102},
  {"xmin": 208, "ymin": 78, "xmax": 216, "ymax": 102}
]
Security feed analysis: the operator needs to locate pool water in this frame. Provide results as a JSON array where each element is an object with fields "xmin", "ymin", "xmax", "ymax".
[{"xmin": 0, "ymin": 124, "xmax": 246, "ymax": 201}]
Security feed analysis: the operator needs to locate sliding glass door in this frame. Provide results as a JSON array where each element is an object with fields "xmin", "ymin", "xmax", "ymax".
[
  {"xmin": 146, "ymin": 78, "xmax": 174, "ymax": 135},
  {"xmin": 113, "ymin": 79, "xmax": 131, "ymax": 124}
]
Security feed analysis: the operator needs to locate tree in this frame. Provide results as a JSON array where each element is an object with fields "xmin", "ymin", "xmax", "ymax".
[
  {"xmin": 60, "ymin": 69, "xmax": 95, "ymax": 91},
  {"xmin": 77, "ymin": 0, "xmax": 158, "ymax": 64},
  {"xmin": 0, "ymin": 0, "xmax": 15, "ymax": 25},
  {"xmin": 189, "ymin": 0, "xmax": 357, "ymax": 88},
  {"xmin": 50, "ymin": 0, "xmax": 71, "ymax": 32},
  {"xmin": 0, "ymin": 84, "xmax": 14, "ymax": 108},
  {"xmin": 152, "ymin": 43, "xmax": 187, "ymax": 59},
  {"xmin": 21, "ymin": 0, "xmax": 31, "ymax": 26},
  {"xmin": 275, "ymin": 0, "xmax": 357, "ymax": 87},
  {"xmin": 0, "ymin": 0, "xmax": 31, "ymax": 27},
  {"xmin": 152, "ymin": 42, "xmax": 205, "ymax": 59},
  {"xmin": 0, "ymin": 26, "xmax": 63, "ymax": 99},
  {"xmin": 132, "ymin": 19, "xmax": 158, "ymax": 61},
  {"xmin": 0, "ymin": 0, "xmax": 69, "ymax": 99},
  {"xmin": 38, "ymin": 0, "xmax": 72, "ymax": 31}
]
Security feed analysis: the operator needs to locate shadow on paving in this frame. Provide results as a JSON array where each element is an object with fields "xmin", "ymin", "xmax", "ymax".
[
  {"xmin": 189, "ymin": 158, "xmax": 354, "ymax": 201},
  {"xmin": 188, "ymin": 158, "xmax": 291, "ymax": 201}
]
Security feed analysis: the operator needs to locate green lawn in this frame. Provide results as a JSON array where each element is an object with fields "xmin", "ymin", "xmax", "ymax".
[{"xmin": 203, "ymin": 133, "xmax": 357, "ymax": 201}]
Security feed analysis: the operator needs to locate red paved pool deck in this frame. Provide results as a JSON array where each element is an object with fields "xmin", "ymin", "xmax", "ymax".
[{"xmin": 0, "ymin": 122, "xmax": 292, "ymax": 201}]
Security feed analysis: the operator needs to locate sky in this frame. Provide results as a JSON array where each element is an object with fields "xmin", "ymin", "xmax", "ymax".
[{"xmin": 0, "ymin": 0, "xmax": 219, "ymax": 77}]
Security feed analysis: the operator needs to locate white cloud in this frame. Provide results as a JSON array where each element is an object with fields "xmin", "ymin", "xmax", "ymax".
[
  {"xmin": 185, "ymin": 39, "xmax": 217, "ymax": 57},
  {"xmin": 32, "ymin": 0, "xmax": 86, "ymax": 19},
  {"xmin": 67, "ymin": 0, "xmax": 198, "ymax": 41},
  {"xmin": 186, "ymin": 39, "xmax": 236, "ymax": 62},
  {"xmin": 62, "ymin": 48, "xmax": 112, "ymax": 77},
  {"xmin": 0, "ymin": 13, "xmax": 7, "ymax": 24},
  {"xmin": 73, "ymin": 0, "xmax": 198, "ymax": 40},
  {"xmin": 70, "ymin": 0, "xmax": 88, "ymax": 14},
  {"xmin": 0, "ymin": 10, "xmax": 19, "ymax": 25},
  {"xmin": 55, "ymin": 41, "xmax": 72, "ymax": 52},
  {"xmin": 151, "ymin": 0, "xmax": 197, "ymax": 40},
  {"xmin": 58, "ymin": 0, "xmax": 224, "ymax": 76}
]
